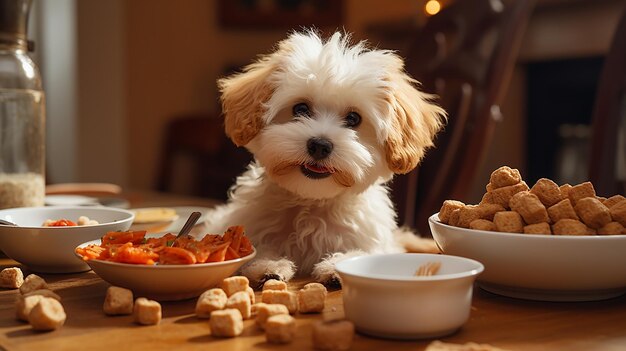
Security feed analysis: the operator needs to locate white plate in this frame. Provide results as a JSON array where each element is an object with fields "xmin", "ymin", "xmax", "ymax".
[{"xmin": 45, "ymin": 195, "xmax": 99, "ymax": 206}]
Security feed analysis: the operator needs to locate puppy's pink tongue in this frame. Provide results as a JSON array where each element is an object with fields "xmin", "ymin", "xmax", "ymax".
[{"xmin": 305, "ymin": 164, "xmax": 332, "ymax": 174}]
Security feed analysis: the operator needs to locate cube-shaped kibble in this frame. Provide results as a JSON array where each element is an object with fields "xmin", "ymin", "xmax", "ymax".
[
  {"xmin": 456, "ymin": 205, "xmax": 481, "ymax": 228},
  {"xmin": 265, "ymin": 314, "xmax": 296, "ymax": 344},
  {"xmin": 312, "ymin": 320, "xmax": 355, "ymax": 351},
  {"xmin": 509, "ymin": 191, "xmax": 549, "ymax": 224},
  {"xmin": 196, "ymin": 288, "xmax": 227, "ymax": 318},
  {"xmin": 493, "ymin": 211, "xmax": 524, "ymax": 233},
  {"xmin": 220, "ymin": 276, "xmax": 249, "ymax": 297},
  {"xmin": 559, "ymin": 184, "xmax": 572, "ymax": 198},
  {"xmin": 480, "ymin": 191, "xmax": 494, "ymax": 205},
  {"xmin": 263, "ymin": 279, "xmax": 287, "ymax": 291},
  {"xmin": 523, "ymin": 222, "xmax": 551, "ymax": 235},
  {"xmin": 133, "ymin": 298, "xmax": 161, "ymax": 325},
  {"xmin": 0, "ymin": 267, "xmax": 24, "ymax": 289},
  {"xmin": 448, "ymin": 209, "xmax": 461, "ymax": 227},
  {"xmin": 597, "ymin": 222, "xmax": 625, "ymax": 235},
  {"xmin": 438, "ymin": 200, "xmax": 465, "ymax": 224},
  {"xmin": 490, "ymin": 182, "xmax": 530, "ymax": 209},
  {"xmin": 297, "ymin": 283, "xmax": 327, "ymax": 313},
  {"xmin": 226, "ymin": 291, "xmax": 251, "ymax": 319},
  {"xmin": 489, "ymin": 166, "xmax": 522, "ymax": 189},
  {"xmin": 530, "ymin": 178, "xmax": 563, "ymax": 207},
  {"xmin": 469, "ymin": 219, "xmax": 496, "ymax": 231},
  {"xmin": 103, "ymin": 286, "xmax": 133, "ymax": 316},
  {"xmin": 28, "ymin": 297, "xmax": 66, "ymax": 331},
  {"xmin": 261, "ymin": 289, "xmax": 298, "ymax": 314},
  {"xmin": 603, "ymin": 195, "xmax": 626, "ymax": 209},
  {"xmin": 548, "ymin": 199, "xmax": 579, "ymax": 223},
  {"xmin": 486, "ymin": 182, "xmax": 494, "ymax": 192},
  {"xmin": 256, "ymin": 303, "xmax": 289, "ymax": 330},
  {"xmin": 210, "ymin": 309, "xmax": 243, "ymax": 337},
  {"xmin": 246, "ymin": 286, "xmax": 256, "ymax": 304},
  {"xmin": 16, "ymin": 295, "xmax": 44, "ymax": 321},
  {"xmin": 609, "ymin": 200, "xmax": 626, "ymax": 227},
  {"xmin": 476, "ymin": 203, "xmax": 505, "ymax": 221},
  {"xmin": 23, "ymin": 289, "xmax": 61, "ymax": 301},
  {"xmin": 575, "ymin": 197, "xmax": 612, "ymax": 229},
  {"xmin": 19, "ymin": 274, "xmax": 47, "ymax": 295},
  {"xmin": 552, "ymin": 219, "xmax": 588, "ymax": 236},
  {"xmin": 568, "ymin": 182, "xmax": 596, "ymax": 206}
]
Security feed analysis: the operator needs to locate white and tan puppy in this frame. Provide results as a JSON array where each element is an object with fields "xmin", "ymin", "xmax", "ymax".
[{"xmin": 206, "ymin": 30, "xmax": 446, "ymax": 287}]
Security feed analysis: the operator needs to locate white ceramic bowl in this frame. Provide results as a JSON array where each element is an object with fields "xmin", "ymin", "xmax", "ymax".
[
  {"xmin": 429, "ymin": 213, "xmax": 626, "ymax": 302},
  {"xmin": 0, "ymin": 206, "xmax": 134, "ymax": 273},
  {"xmin": 335, "ymin": 253, "xmax": 483, "ymax": 340},
  {"xmin": 75, "ymin": 233, "xmax": 256, "ymax": 301}
]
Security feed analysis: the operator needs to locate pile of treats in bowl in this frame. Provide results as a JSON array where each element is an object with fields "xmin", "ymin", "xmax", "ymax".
[{"xmin": 440, "ymin": 166, "xmax": 626, "ymax": 235}]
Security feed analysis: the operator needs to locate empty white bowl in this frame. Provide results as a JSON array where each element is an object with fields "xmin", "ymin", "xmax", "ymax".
[
  {"xmin": 429, "ymin": 213, "xmax": 626, "ymax": 301},
  {"xmin": 335, "ymin": 253, "xmax": 483, "ymax": 340},
  {"xmin": 75, "ymin": 233, "xmax": 256, "ymax": 301},
  {"xmin": 0, "ymin": 206, "xmax": 134, "ymax": 273}
]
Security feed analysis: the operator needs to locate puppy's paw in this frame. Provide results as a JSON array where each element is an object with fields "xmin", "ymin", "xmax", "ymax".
[
  {"xmin": 241, "ymin": 258, "xmax": 296, "ymax": 289},
  {"xmin": 255, "ymin": 273, "xmax": 283, "ymax": 290}
]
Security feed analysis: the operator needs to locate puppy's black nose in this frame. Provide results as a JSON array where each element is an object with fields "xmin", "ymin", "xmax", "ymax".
[{"xmin": 307, "ymin": 137, "xmax": 333, "ymax": 160}]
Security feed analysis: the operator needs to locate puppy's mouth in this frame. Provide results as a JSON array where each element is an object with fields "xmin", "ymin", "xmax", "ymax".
[{"xmin": 300, "ymin": 163, "xmax": 334, "ymax": 179}]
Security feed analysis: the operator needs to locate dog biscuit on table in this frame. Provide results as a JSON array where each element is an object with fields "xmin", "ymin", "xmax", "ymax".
[
  {"xmin": 196, "ymin": 288, "xmax": 228, "ymax": 318},
  {"xmin": 439, "ymin": 200, "xmax": 465, "ymax": 224},
  {"xmin": 552, "ymin": 219, "xmax": 589, "ymax": 236},
  {"xmin": 210, "ymin": 309, "xmax": 243, "ymax": 337},
  {"xmin": 261, "ymin": 289, "xmax": 298, "ymax": 314},
  {"xmin": 265, "ymin": 314, "xmax": 296, "ymax": 344},
  {"xmin": 226, "ymin": 291, "xmax": 252, "ymax": 319},
  {"xmin": 493, "ymin": 211, "xmax": 524, "ymax": 233},
  {"xmin": 489, "ymin": 182, "xmax": 530, "ymax": 209},
  {"xmin": 220, "ymin": 276, "xmax": 250, "ymax": 297},
  {"xmin": 509, "ymin": 191, "xmax": 549, "ymax": 224},
  {"xmin": 597, "ymin": 222, "xmax": 625, "ymax": 235},
  {"xmin": 489, "ymin": 166, "xmax": 522, "ymax": 189},
  {"xmin": 603, "ymin": 195, "xmax": 626, "ymax": 209},
  {"xmin": 103, "ymin": 286, "xmax": 133, "ymax": 316},
  {"xmin": 312, "ymin": 320, "xmax": 355, "ymax": 351},
  {"xmin": 530, "ymin": 178, "xmax": 563, "ymax": 207},
  {"xmin": 16, "ymin": 295, "xmax": 45, "ymax": 321},
  {"xmin": 609, "ymin": 200, "xmax": 626, "ymax": 227},
  {"xmin": 523, "ymin": 222, "xmax": 552, "ymax": 235},
  {"xmin": 256, "ymin": 303, "xmax": 289, "ymax": 330},
  {"xmin": 133, "ymin": 297, "xmax": 161, "ymax": 325},
  {"xmin": 568, "ymin": 182, "xmax": 596, "ymax": 206},
  {"xmin": 298, "ymin": 283, "xmax": 327, "ymax": 313},
  {"xmin": 456, "ymin": 205, "xmax": 481, "ymax": 228},
  {"xmin": 23, "ymin": 289, "xmax": 61, "ymax": 301},
  {"xmin": 469, "ymin": 219, "xmax": 496, "ymax": 232},
  {"xmin": 448, "ymin": 208, "xmax": 461, "ymax": 227},
  {"xmin": 263, "ymin": 279, "xmax": 287, "ymax": 291},
  {"xmin": 575, "ymin": 197, "xmax": 612, "ymax": 229},
  {"xmin": 547, "ymin": 199, "xmax": 579, "ymax": 223},
  {"xmin": 477, "ymin": 203, "xmax": 505, "ymax": 221},
  {"xmin": 28, "ymin": 297, "xmax": 66, "ymax": 331},
  {"xmin": 19, "ymin": 274, "xmax": 48, "ymax": 295},
  {"xmin": 0, "ymin": 267, "xmax": 24, "ymax": 289}
]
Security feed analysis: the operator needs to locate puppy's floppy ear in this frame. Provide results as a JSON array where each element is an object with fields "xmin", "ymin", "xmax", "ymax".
[
  {"xmin": 384, "ymin": 70, "xmax": 446, "ymax": 174},
  {"xmin": 218, "ymin": 57, "xmax": 277, "ymax": 147}
]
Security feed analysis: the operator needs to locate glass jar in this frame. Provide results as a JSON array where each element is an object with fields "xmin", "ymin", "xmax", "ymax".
[{"xmin": 0, "ymin": 0, "xmax": 45, "ymax": 209}]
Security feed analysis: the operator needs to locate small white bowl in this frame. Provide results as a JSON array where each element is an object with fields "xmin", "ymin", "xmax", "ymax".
[
  {"xmin": 429, "ymin": 213, "xmax": 626, "ymax": 301},
  {"xmin": 75, "ymin": 233, "xmax": 256, "ymax": 301},
  {"xmin": 335, "ymin": 253, "xmax": 483, "ymax": 340},
  {"xmin": 0, "ymin": 206, "xmax": 134, "ymax": 273}
]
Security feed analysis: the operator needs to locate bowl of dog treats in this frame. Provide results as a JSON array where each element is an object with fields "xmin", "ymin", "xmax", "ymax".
[
  {"xmin": 336, "ymin": 253, "xmax": 484, "ymax": 340},
  {"xmin": 430, "ymin": 166, "xmax": 626, "ymax": 302},
  {"xmin": 74, "ymin": 225, "xmax": 256, "ymax": 301},
  {"xmin": 0, "ymin": 206, "xmax": 134, "ymax": 273}
]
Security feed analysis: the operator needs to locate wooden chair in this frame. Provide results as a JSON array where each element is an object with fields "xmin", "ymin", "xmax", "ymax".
[
  {"xmin": 589, "ymin": 7, "xmax": 626, "ymax": 196},
  {"xmin": 393, "ymin": 0, "xmax": 536, "ymax": 234},
  {"xmin": 156, "ymin": 114, "xmax": 252, "ymax": 200}
]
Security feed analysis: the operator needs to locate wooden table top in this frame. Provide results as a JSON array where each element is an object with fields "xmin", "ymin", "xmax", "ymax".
[{"xmin": 1, "ymin": 191, "xmax": 626, "ymax": 350}]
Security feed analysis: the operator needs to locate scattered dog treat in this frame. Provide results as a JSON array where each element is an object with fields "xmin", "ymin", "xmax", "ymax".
[
  {"xmin": 261, "ymin": 289, "xmax": 298, "ymax": 314},
  {"xmin": 196, "ymin": 288, "xmax": 228, "ymax": 318},
  {"xmin": 265, "ymin": 314, "xmax": 296, "ymax": 344},
  {"xmin": 0, "ymin": 267, "xmax": 24, "ymax": 289},
  {"xmin": 19, "ymin": 274, "xmax": 48, "ymax": 295},
  {"xmin": 226, "ymin": 291, "xmax": 252, "ymax": 319},
  {"xmin": 16, "ymin": 295, "xmax": 45, "ymax": 321},
  {"xmin": 103, "ymin": 286, "xmax": 134, "ymax": 316},
  {"xmin": 28, "ymin": 297, "xmax": 66, "ymax": 331},
  {"xmin": 210, "ymin": 309, "xmax": 243, "ymax": 337},
  {"xmin": 221, "ymin": 276, "xmax": 250, "ymax": 297},
  {"xmin": 297, "ymin": 283, "xmax": 327, "ymax": 313},
  {"xmin": 246, "ymin": 286, "xmax": 256, "ymax": 304},
  {"xmin": 312, "ymin": 319, "xmax": 354, "ymax": 351},
  {"xmin": 133, "ymin": 298, "xmax": 161, "ymax": 325},
  {"xmin": 23, "ymin": 289, "xmax": 61, "ymax": 301},
  {"xmin": 425, "ymin": 340, "xmax": 510, "ymax": 351},
  {"xmin": 263, "ymin": 279, "xmax": 287, "ymax": 291},
  {"xmin": 255, "ymin": 303, "xmax": 289, "ymax": 330}
]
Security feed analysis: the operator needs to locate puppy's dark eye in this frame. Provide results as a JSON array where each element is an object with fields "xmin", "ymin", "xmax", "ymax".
[
  {"xmin": 345, "ymin": 111, "xmax": 361, "ymax": 128},
  {"xmin": 293, "ymin": 103, "xmax": 311, "ymax": 117}
]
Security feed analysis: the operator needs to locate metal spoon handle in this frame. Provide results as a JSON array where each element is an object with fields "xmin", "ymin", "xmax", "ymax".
[{"xmin": 176, "ymin": 211, "xmax": 202, "ymax": 238}]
